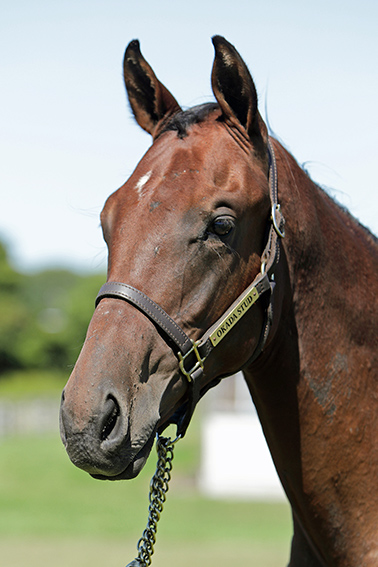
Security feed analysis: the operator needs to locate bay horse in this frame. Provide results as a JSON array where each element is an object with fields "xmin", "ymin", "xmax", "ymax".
[{"xmin": 60, "ymin": 36, "xmax": 378, "ymax": 566}]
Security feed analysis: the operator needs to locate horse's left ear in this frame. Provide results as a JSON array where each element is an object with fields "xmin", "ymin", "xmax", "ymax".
[
  {"xmin": 123, "ymin": 40, "xmax": 182, "ymax": 137},
  {"xmin": 211, "ymin": 36, "xmax": 267, "ymax": 156}
]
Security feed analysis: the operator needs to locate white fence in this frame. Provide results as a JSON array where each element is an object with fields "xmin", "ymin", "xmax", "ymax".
[{"xmin": 0, "ymin": 398, "xmax": 59, "ymax": 437}]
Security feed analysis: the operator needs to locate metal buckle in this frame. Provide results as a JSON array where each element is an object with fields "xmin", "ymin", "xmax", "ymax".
[
  {"xmin": 178, "ymin": 340, "xmax": 205, "ymax": 382},
  {"xmin": 271, "ymin": 204, "xmax": 285, "ymax": 238}
]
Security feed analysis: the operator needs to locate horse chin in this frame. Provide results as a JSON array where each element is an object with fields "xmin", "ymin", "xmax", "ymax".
[{"xmin": 90, "ymin": 430, "xmax": 156, "ymax": 481}]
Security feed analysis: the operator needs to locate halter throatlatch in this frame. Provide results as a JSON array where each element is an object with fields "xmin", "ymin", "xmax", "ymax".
[{"xmin": 95, "ymin": 138, "xmax": 285, "ymax": 439}]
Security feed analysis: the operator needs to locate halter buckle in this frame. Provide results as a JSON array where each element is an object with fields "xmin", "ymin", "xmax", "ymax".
[
  {"xmin": 178, "ymin": 340, "xmax": 205, "ymax": 382},
  {"xmin": 271, "ymin": 203, "xmax": 285, "ymax": 238}
]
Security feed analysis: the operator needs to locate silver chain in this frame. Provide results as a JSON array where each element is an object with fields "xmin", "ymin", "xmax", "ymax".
[{"xmin": 125, "ymin": 434, "xmax": 179, "ymax": 567}]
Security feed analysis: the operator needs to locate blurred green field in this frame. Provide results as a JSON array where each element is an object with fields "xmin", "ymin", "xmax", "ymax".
[{"xmin": 0, "ymin": 411, "xmax": 292, "ymax": 567}]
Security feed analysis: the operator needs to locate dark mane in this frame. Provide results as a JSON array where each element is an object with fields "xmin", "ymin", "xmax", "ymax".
[{"xmin": 160, "ymin": 103, "xmax": 219, "ymax": 138}]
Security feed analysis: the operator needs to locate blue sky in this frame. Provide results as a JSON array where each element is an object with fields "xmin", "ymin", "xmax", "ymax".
[{"xmin": 1, "ymin": 0, "xmax": 377, "ymax": 272}]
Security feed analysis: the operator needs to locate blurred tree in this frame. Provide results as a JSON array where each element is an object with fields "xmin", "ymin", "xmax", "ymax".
[
  {"xmin": 0, "ymin": 240, "xmax": 105, "ymax": 375},
  {"xmin": 0, "ymin": 242, "xmax": 27, "ymax": 370}
]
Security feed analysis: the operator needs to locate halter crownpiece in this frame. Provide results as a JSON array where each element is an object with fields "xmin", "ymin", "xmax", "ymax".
[{"xmin": 95, "ymin": 138, "xmax": 285, "ymax": 438}]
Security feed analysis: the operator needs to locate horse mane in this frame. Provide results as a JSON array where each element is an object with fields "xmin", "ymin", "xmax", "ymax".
[
  {"xmin": 299, "ymin": 162, "xmax": 378, "ymax": 246},
  {"xmin": 159, "ymin": 102, "xmax": 219, "ymax": 139},
  {"xmin": 323, "ymin": 188, "xmax": 378, "ymax": 246}
]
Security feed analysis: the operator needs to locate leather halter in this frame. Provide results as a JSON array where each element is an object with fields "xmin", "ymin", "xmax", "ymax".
[{"xmin": 95, "ymin": 139, "xmax": 285, "ymax": 438}]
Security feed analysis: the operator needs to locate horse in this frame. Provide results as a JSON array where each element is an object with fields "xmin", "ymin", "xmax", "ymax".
[{"xmin": 59, "ymin": 36, "xmax": 378, "ymax": 566}]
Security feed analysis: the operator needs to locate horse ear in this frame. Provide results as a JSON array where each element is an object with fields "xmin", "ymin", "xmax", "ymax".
[
  {"xmin": 123, "ymin": 40, "xmax": 182, "ymax": 137},
  {"xmin": 211, "ymin": 36, "xmax": 267, "ymax": 154}
]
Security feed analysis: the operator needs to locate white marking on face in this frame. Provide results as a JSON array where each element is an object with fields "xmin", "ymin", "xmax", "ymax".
[{"xmin": 136, "ymin": 170, "xmax": 152, "ymax": 195}]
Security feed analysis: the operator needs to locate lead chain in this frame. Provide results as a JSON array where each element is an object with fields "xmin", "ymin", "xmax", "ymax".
[{"xmin": 126, "ymin": 435, "xmax": 178, "ymax": 567}]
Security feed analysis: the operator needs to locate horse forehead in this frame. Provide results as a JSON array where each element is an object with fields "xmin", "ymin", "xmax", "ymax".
[
  {"xmin": 103, "ymin": 121, "xmax": 254, "ymax": 224},
  {"xmin": 139, "ymin": 128, "xmax": 249, "ymax": 195},
  {"xmin": 151, "ymin": 126, "xmax": 230, "ymax": 173}
]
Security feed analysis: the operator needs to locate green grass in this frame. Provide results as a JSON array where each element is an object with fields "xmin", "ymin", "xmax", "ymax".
[
  {"xmin": 0, "ymin": 370, "xmax": 67, "ymax": 399},
  {"xmin": 0, "ymin": 424, "xmax": 292, "ymax": 566},
  {"xmin": 0, "ymin": 537, "xmax": 290, "ymax": 567}
]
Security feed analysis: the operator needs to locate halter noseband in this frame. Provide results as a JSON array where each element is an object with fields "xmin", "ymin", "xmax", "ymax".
[{"xmin": 95, "ymin": 139, "xmax": 285, "ymax": 438}]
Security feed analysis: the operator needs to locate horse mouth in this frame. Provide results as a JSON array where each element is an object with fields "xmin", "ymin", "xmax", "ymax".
[
  {"xmin": 60, "ymin": 389, "xmax": 180, "ymax": 482},
  {"xmin": 91, "ymin": 412, "xmax": 178, "ymax": 481},
  {"xmin": 89, "ymin": 429, "xmax": 156, "ymax": 481}
]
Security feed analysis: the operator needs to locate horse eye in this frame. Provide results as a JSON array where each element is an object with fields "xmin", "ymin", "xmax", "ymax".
[{"xmin": 210, "ymin": 216, "xmax": 235, "ymax": 237}]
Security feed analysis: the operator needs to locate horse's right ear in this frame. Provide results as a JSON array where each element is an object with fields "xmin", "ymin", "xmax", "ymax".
[{"xmin": 123, "ymin": 40, "xmax": 182, "ymax": 138}]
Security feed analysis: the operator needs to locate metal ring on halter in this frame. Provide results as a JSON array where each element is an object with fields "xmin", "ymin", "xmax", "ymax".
[
  {"xmin": 156, "ymin": 432, "xmax": 181, "ymax": 445},
  {"xmin": 271, "ymin": 203, "xmax": 285, "ymax": 238}
]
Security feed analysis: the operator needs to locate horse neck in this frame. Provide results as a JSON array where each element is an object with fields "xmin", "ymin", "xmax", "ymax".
[
  {"xmin": 246, "ymin": 138, "xmax": 377, "ymax": 457},
  {"xmin": 270, "ymin": 139, "xmax": 377, "ymax": 337},
  {"xmin": 275, "ymin": 140, "xmax": 375, "ymax": 288},
  {"xmin": 243, "ymin": 140, "xmax": 378, "ymax": 561}
]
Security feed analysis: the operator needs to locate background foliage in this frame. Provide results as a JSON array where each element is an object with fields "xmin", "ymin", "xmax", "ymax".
[{"xmin": 0, "ymin": 240, "xmax": 104, "ymax": 376}]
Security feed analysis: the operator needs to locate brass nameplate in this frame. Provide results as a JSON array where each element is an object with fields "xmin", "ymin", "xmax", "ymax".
[{"xmin": 209, "ymin": 286, "xmax": 260, "ymax": 347}]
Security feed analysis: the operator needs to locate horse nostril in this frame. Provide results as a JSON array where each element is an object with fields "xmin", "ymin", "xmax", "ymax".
[
  {"xmin": 59, "ymin": 389, "xmax": 67, "ymax": 445},
  {"xmin": 100, "ymin": 395, "xmax": 120, "ymax": 442}
]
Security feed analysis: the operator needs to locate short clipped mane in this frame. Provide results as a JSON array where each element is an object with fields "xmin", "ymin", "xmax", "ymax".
[{"xmin": 159, "ymin": 103, "xmax": 219, "ymax": 139}]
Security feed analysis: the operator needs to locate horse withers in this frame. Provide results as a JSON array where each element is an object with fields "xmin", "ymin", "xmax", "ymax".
[{"xmin": 59, "ymin": 36, "xmax": 378, "ymax": 566}]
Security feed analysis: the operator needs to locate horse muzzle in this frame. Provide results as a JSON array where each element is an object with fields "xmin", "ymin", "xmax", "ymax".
[{"xmin": 59, "ymin": 387, "xmax": 157, "ymax": 480}]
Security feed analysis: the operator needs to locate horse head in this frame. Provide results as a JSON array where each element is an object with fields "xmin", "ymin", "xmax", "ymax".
[{"xmin": 59, "ymin": 36, "xmax": 282, "ymax": 481}]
